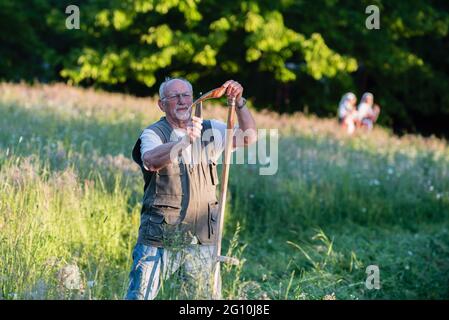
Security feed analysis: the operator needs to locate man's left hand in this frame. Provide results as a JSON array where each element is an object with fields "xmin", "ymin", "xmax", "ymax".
[{"xmin": 222, "ymin": 80, "xmax": 244, "ymax": 104}]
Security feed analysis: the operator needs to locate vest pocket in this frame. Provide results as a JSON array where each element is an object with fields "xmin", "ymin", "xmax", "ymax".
[
  {"xmin": 160, "ymin": 206, "xmax": 182, "ymax": 225},
  {"xmin": 144, "ymin": 204, "xmax": 183, "ymax": 243},
  {"xmin": 208, "ymin": 201, "xmax": 219, "ymax": 239},
  {"xmin": 152, "ymin": 204, "xmax": 189, "ymax": 247},
  {"xmin": 143, "ymin": 209, "xmax": 164, "ymax": 242},
  {"xmin": 153, "ymin": 195, "xmax": 182, "ymax": 212},
  {"xmin": 156, "ymin": 163, "xmax": 184, "ymax": 196},
  {"xmin": 209, "ymin": 161, "xmax": 219, "ymax": 185},
  {"xmin": 149, "ymin": 202, "xmax": 182, "ymax": 226}
]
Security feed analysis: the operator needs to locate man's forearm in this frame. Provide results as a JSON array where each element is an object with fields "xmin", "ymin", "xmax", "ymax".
[
  {"xmin": 234, "ymin": 104, "xmax": 257, "ymax": 146},
  {"xmin": 143, "ymin": 139, "xmax": 188, "ymax": 171},
  {"xmin": 236, "ymin": 105, "xmax": 256, "ymax": 131}
]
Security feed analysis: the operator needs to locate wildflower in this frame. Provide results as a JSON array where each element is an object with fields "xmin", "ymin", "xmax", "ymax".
[
  {"xmin": 260, "ymin": 292, "xmax": 270, "ymax": 300},
  {"xmin": 297, "ymin": 292, "xmax": 307, "ymax": 300},
  {"xmin": 323, "ymin": 292, "xmax": 336, "ymax": 300},
  {"xmin": 58, "ymin": 264, "xmax": 83, "ymax": 291}
]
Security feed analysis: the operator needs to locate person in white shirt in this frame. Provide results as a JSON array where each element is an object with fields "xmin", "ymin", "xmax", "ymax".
[
  {"xmin": 357, "ymin": 92, "xmax": 380, "ymax": 130},
  {"xmin": 140, "ymin": 116, "xmax": 230, "ymax": 168},
  {"xmin": 126, "ymin": 77, "xmax": 257, "ymax": 300},
  {"xmin": 338, "ymin": 92, "xmax": 358, "ymax": 134}
]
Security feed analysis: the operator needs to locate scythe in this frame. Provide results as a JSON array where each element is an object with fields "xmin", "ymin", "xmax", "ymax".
[{"xmin": 190, "ymin": 87, "xmax": 240, "ymax": 299}]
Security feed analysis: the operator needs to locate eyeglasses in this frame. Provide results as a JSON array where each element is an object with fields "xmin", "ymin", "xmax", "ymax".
[{"xmin": 162, "ymin": 92, "xmax": 193, "ymax": 102}]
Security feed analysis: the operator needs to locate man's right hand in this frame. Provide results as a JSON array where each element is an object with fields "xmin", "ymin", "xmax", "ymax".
[{"xmin": 185, "ymin": 116, "xmax": 203, "ymax": 144}]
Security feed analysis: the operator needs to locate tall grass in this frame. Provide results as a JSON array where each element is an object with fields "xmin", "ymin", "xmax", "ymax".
[{"xmin": 0, "ymin": 83, "xmax": 448, "ymax": 299}]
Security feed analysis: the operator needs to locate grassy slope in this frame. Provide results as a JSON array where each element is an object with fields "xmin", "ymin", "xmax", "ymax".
[{"xmin": 0, "ymin": 83, "xmax": 448, "ymax": 299}]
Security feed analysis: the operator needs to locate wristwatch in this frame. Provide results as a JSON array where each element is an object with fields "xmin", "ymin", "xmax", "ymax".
[{"xmin": 237, "ymin": 97, "xmax": 247, "ymax": 110}]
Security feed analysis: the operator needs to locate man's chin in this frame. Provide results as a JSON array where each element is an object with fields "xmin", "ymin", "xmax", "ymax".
[{"xmin": 174, "ymin": 109, "xmax": 191, "ymax": 121}]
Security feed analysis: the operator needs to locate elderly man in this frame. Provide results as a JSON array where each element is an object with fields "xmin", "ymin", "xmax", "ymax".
[{"xmin": 125, "ymin": 78, "xmax": 257, "ymax": 300}]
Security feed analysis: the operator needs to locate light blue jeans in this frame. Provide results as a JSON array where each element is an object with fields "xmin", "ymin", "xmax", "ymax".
[{"xmin": 124, "ymin": 242, "xmax": 221, "ymax": 300}]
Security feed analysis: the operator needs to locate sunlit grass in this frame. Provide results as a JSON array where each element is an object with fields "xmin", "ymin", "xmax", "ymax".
[{"xmin": 0, "ymin": 82, "xmax": 448, "ymax": 299}]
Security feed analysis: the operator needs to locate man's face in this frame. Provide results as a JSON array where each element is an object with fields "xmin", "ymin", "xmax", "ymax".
[{"xmin": 159, "ymin": 80, "xmax": 193, "ymax": 124}]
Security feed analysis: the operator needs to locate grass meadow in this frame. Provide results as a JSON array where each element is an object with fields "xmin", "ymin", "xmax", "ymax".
[{"xmin": 0, "ymin": 83, "xmax": 448, "ymax": 299}]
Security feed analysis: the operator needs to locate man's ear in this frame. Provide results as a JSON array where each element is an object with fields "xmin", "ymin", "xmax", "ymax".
[{"xmin": 158, "ymin": 99, "xmax": 165, "ymax": 112}]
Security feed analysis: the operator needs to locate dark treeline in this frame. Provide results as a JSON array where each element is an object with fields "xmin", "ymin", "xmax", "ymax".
[{"xmin": 1, "ymin": 0, "xmax": 449, "ymax": 137}]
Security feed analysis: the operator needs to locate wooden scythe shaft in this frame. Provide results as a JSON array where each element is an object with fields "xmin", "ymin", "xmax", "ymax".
[
  {"xmin": 195, "ymin": 92, "xmax": 202, "ymax": 118},
  {"xmin": 212, "ymin": 97, "xmax": 236, "ymax": 298},
  {"xmin": 191, "ymin": 88, "xmax": 239, "ymax": 298}
]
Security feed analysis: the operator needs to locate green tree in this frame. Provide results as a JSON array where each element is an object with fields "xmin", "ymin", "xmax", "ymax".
[{"xmin": 1, "ymin": 0, "xmax": 449, "ymax": 136}]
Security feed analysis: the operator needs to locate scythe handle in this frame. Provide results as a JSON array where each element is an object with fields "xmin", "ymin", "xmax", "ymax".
[
  {"xmin": 194, "ymin": 92, "xmax": 202, "ymax": 118},
  {"xmin": 212, "ymin": 96, "xmax": 236, "ymax": 299}
]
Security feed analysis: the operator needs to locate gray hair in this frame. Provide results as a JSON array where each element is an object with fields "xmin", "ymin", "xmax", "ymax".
[
  {"xmin": 361, "ymin": 92, "xmax": 374, "ymax": 103},
  {"xmin": 340, "ymin": 92, "xmax": 356, "ymax": 105},
  {"xmin": 158, "ymin": 77, "xmax": 193, "ymax": 99}
]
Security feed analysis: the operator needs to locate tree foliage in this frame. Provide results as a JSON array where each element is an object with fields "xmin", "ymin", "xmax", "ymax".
[{"xmin": 1, "ymin": 0, "xmax": 449, "ymax": 136}]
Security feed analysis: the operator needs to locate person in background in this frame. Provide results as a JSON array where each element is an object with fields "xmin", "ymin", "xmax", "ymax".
[
  {"xmin": 357, "ymin": 92, "xmax": 380, "ymax": 130},
  {"xmin": 338, "ymin": 92, "xmax": 358, "ymax": 134}
]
